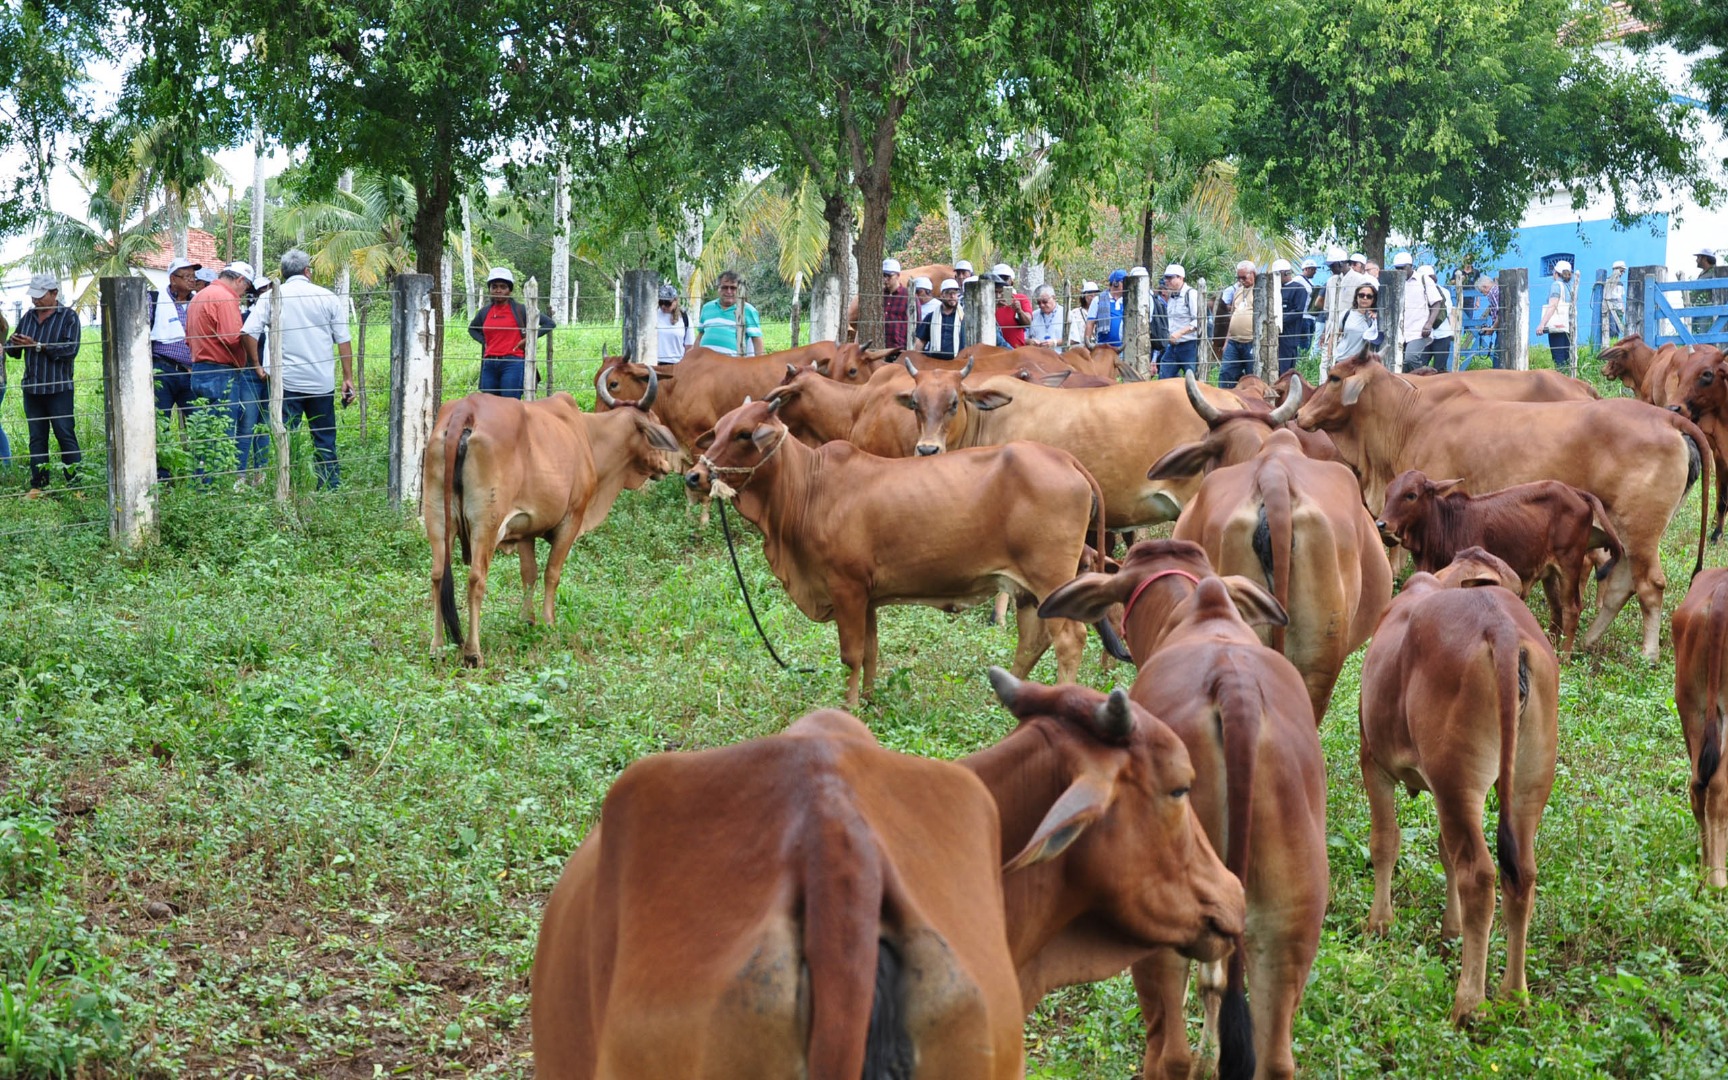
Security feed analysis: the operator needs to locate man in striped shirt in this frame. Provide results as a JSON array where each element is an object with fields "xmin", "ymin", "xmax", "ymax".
[{"xmin": 5, "ymin": 273, "xmax": 83, "ymax": 495}]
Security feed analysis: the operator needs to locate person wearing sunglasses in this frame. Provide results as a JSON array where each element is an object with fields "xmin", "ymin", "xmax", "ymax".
[
  {"xmin": 655, "ymin": 284, "xmax": 694, "ymax": 364},
  {"xmin": 696, "ymin": 270, "xmax": 763, "ymax": 356},
  {"xmin": 1328, "ymin": 282, "xmax": 1382, "ymax": 363}
]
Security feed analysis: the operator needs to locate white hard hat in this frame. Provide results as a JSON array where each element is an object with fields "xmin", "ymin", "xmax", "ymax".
[
  {"xmin": 1271, "ymin": 258, "xmax": 1293, "ymax": 274},
  {"xmin": 1128, "ymin": 265, "xmax": 1148, "ymax": 277},
  {"xmin": 1611, "ymin": 260, "xmax": 1627, "ymax": 270},
  {"xmin": 939, "ymin": 278, "xmax": 961, "ymax": 292},
  {"xmin": 487, "ymin": 267, "xmax": 515, "ymax": 285},
  {"xmin": 911, "ymin": 275, "xmax": 932, "ymax": 291},
  {"xmin": 1081, "ymin": 280, "xmax": 1101, "ymax": 294},
  {"xmin": 954, "ymin": 260, "xmax": 974, "ymax": 273},
  {"xmin": 1302, "ymin": 257, "xmax": 1320, "ymax": 269},
  {"xmin": 1391, "ymin": 251, "xmax": 1413, "ymax": 268},
  {"xmin": 1349, "ymin": 252, "xmax": 1367, "ymax": 265},
  {"xmin": 1695, "ymin": 250, "xmax": 1716, "ymax": 261},
  {"xmin": 882, "ymin": 258, "xmax": 901, "ymax": 273},
  {"xmin": 990, "ymin": 262, "xmax": 1014, "ymax": 280},
  {"xmin": 1326, "ymin": 246, "xmax": 1348, "ymax": 264},
  {"xmin": 1162, "ymin": 264, "xmax": 1186, "ymax": 279},
  {"xmin": 1553, "ymin": 260, "xmax": 1572, "ymax": 273},
  {"xmin": 1416, "ymin": 264, "xmax": 1436, "ymax": 278}
]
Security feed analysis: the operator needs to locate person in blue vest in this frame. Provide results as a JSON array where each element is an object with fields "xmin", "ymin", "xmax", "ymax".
[
  {"xmin": 1087, "ymin": 269, "xmax": 1126, "ymax": 348},
  {"xmin": 914, "ymin": 279, "xmax": 965, "ymax": 359}
]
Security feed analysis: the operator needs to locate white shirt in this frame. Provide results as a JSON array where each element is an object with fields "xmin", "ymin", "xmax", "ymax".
[
  {"xmin": 150, "ymin": 287, "xmax": 190, "ymax": 345},
  {"xmin": 242, "ymin": 275, "xmax": 351, "ymax": 395},
  {"xmin": 1164, "ymin": 285, "xmax": 1199, "ymax": 340},
  {"xmin": 1399, "ymin": 273, "xmax": 1444, "ymax": 344},
  {"xmin": 656, "ymin": 307, "xmax": 695, "ymax": 363},
  {"xmin": 1068, "ymin": 305, "xmax": 1090, "ymax": 344}
]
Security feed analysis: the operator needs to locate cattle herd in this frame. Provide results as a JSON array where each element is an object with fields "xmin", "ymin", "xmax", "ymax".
[{"xmin": 419, "ymin": 335, "xmax": 1728, "ymax": 1078}]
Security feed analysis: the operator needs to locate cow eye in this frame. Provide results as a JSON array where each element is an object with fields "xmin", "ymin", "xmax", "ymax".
[
  {"xmin": 1170, "ymin": 786, "xmax": 1190, "ymax": 799},
  {"xmin": 1327, "ymin": 375, "xmax": 1340, "ymax": 384},
  {"xmin": 1404, "ymin": 492, "xmax": 1417, "ymax": 500}
]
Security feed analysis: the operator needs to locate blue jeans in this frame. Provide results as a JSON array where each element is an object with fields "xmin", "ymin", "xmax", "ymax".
[
  {"xmin": 1219, "ymin": 340, "xmax": 1256, "ymax": 387},
  {"xmin": 480, "ymin": 357, "xmax": 527, "ymax": 399},
  {"xmin": 233, "ymin": 368, "xmax": 270, "ymax": 474},
  {"xmin": 1548, "ymin": 332, "xmax": 1572, "ymax": 374},
  {"xmin": 0, "ymin": 384, "xmax": 10, "ymax": 466},
  {"xmin": 1160, "ymin": 339, "xmax": 1198, "ymax": 381},
  {"xmin": 1277, "ymin": 325, "xmax": 1303, "ymax": 375},
  {"xmin": 152, "ymin": 357, "xmax": 198, "ymax": 478},
  {"xmin": 188, "ymin": 362, "xmax": 238, "ymax": 479},
  {"xmin": 283, "ymin": 390, "xmax": 339, "ymax": 489}
]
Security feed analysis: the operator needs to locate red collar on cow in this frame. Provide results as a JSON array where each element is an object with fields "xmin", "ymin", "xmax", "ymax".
[
  {"xmin": 1121, "ymin": 567, "xmax": 1201, "ymax": 629},
  {"xmin": 699, "ymin": 426, "xmax": 788, "ymax": 500}
]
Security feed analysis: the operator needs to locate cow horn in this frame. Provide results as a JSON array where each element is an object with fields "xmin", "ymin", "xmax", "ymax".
[
  {"xmin": 1184, "ymin": 370, "xmax": 1224, "ymax": 426},
  {"xmin": 640, "ymin": 366, "xmax": 659, "ymax": 411},
  {"xmin": 1268, "ymin": 375, "xmax": 1303, "ymax": 424},
  {"xmin": 986, "ymin": 666, "xmax": 1021, "ymax": 710},
  {"xmin": 595, "ymin": 364, "xmax": 617, "ymax": 408},
  {"xmin": 960, "ymin": 354, "xmax": 975, "ymax": 378},
  {"xmin": 1094, "ymin": 688, "xmax": 1135, "ymax": 740},
  {"xmin": 902, "ymin": 356, "xmax": 920, "ymax": 377}
]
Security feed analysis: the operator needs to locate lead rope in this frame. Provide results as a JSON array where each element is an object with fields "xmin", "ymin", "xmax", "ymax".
[{"xmin": 705, "ymin": 429, "xmax": 813, "ymax": 672}]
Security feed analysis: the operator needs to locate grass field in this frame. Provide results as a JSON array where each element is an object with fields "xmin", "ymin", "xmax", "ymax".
[{"xmin": 2, "ymin": 340, "xmax": 1726, "ymax": 1078}]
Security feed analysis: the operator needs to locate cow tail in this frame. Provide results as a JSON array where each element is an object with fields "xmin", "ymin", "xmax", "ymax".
[
  {"xmin": 1257, "ymin": 464, "xmax": 1295, "ymax": 654},
  {"xmin": 437, "ymin": 403, "xmax": 474, "ymax": 646},
  {"xmin": 801, "ymin": 824, "xmax": 903, "ymax": 1079},
  {"xmin": 1491, "ymin": 628, "xmax": 1525, "ymax": 892},
  {"xmin": 1580, "ymin": 490, "xmax": 1626, "ymax": 583},
  {"xmin": 1699, "ymin": 590, "xmax": 1728, "ymax": 796},
  {"xmin": 1670, "ymin": 410, "xmax": 1712, "ymax": 578},
  {"xmin": 1081, "ymin": 459, "xmax": 1108, "ymax": 574},
  {"xmin": 1214, "ymin": 673, "xmax": 1259, "ymax": 1080}
]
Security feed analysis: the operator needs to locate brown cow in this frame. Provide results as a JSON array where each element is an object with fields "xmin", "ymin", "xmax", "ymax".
[
  {"xmin": 531, "ymin": 679, "xmax": 1247, "ymax": 1078},
  {"xmin": 1144, "ymin": 374, "xmax": 1336, "ymax": 515},
  {"xmin": 1402, "ymin": 366, "xmax": 1600, "ymax": 402},
  {"xmin": 1667, "ymin": 343, "xmax": 1728, "ymax": 539},
  {"xmin": 426, "ymin": 381, "xmax": 679, "ymax": 667},
  {"xmin": 1358, "ymin": 552, "xmax": 1559, "ymax": 1024},
  {"xmin": 1166, "ymin": 426, "xmax": 1392, "ymax": 722},
  {"xmin": 684, "ymin": 399, "xmax": 1111, "ymax": 706},
  {"xmin": 1670, "ymin": 569, "xmax": 1728, "ymax": 888},
  {"xmin": 1229, "ymin": 374, "xmax": 1277, "ymax": 407},
  {"xmin": 1375, "ymin": 469, "xmax": 1626, "ymax": 653},
  {"xmin": 1296, "ymin": 352, "xmax": 1709, "ymax": 661},
  {"xmin": 1040, "ymin": 540, "xmax": 1327, "ymax": 1080},
  {"xmin": 1600, "ymin": 333, "xmax": 1686, "ymax": 406},
  {"xmin": 890, "ymin": 360, "xmax": 1244, "ymax": 528}
]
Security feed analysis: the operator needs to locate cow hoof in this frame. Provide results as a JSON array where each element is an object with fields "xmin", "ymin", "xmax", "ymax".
[
  {"xmin": 1365, "ymin": 917, "xmax": 1392, "ymax": 937},
  {"xmin": 1448, "ymin": 999, "xmax": 1485, "ymax": 1027},
  {"xmin": 461, "ymin": 654, "xmax": 480, "ymax": 669}
]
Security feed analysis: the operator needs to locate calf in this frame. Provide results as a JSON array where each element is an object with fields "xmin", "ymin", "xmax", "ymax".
[
  {"xmin": 1358, "ymin": 554, "xmax": 1559, "ymax": 1023},
  {"xmin": 425, "ymin": 381, "xmax": 678, "ymax": 666},
  {"xmin": 1041, "ymin": 539, "xmax": 1327, "ymax": 1080},
  {"xmin": 1668, "ymin": 343, "xmax": 1728, "ymax": 539},
  {"xmin": 1600, "ymin": 333, "xmax": 1685, "ymax": 406},
  {"xmin": 1670, "ymin": 568, "xmax": 1728, "ymax": 888},
  {"xmin": 1375, "ymin": 469, "xmax": 1625, "ymax": 653},
  {"xmin": 684, "ymin": 399, "xmax": 1111, "ymax": 706}
]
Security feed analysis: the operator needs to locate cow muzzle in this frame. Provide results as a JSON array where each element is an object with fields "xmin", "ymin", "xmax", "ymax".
[
  {"xmin": 684, "ymin": 467, "xmax": 708, "ymax": 491},
  {"xmin": 1375, "ymin": 520, "xmax": 1400, "ymax": 546},
  {"xmin": 915, "ymin": 442, "xmax": 942, "ymax": 457}
]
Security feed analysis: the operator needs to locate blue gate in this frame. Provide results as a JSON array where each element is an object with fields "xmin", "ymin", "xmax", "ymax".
[{"xmin": 1644, "ymin": 279, "xmax": 1728, "ymax": 346}]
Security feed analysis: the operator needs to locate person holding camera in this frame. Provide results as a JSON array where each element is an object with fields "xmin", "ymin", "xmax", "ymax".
[{"xmin": 990, "ymin": 264, "xmax": 1032, "ymax": 347}]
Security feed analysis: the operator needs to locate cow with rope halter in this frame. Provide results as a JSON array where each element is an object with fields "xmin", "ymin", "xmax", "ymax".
[{"xmin": 426, "ymin": 373, "xmax": 679, "ymax": 666}]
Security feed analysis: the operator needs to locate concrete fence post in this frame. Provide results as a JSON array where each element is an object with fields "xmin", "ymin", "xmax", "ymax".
[
  {"xmin": 810, "ymin": 274, "xmax": 843, "ymax": 343},
  {"xmin": 1377, "ymin": 270, "xmax": 1404, "ymax": 371},
  {"xmin": 1499, "ymin": 268, "xmax": 1529, "ymax": 371},
  {"xmin": 523, "ymin": 277, "xmax": 541, "ymax": 401},
  {"xmin": 99, "ymin": 276, "xmax": 155, "ymax": 546},
  {"xmin": 1195, "ymin": 279, "xmax": 1211, "ymax": 383},
  {"xmin": 1255, "ymin": 273, "xmax": 1280, "ymax": 381},
  {"xmin": 388, "ymin": 273, "xmax": 436, "ymax": 511},
  {"xmin": 963, "ymin": 277, "xmax": 996, "ymax": 349},
  {"xmin": 1628, "ymin": 264, "xmax": 1667, "ymax": 342},
  {"xmin": 620, "ymin": 269, "xmax": 659, "ymax": 367},
  {"xmin": 1122, "ymin": 269, "xmax": 1152, "ymax": 380}
]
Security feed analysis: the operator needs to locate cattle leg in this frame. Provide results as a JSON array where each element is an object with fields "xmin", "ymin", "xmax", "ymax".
[
  {"xmin": 1580, "ymin": 557, "xmax": 1646, "ymax": 657},
  {"xmin": 834, "ymin": 590, "xmax": 870, "ymax": 709},
  {"xmin": 1700, "ymin": 765, "xmax": 1728, "ymax": 888},
  {"xmin": 1193, "ymin": 957, "xmax": 1225, "ymax": 1075},
  {"xmin": 989, "ymin": 591, "xmax": 1010, "ymax": 627},
  {"xmin": 1130, "ymin": 950, "xmax": 1194, "ymax": 1080},
  {"xmin": 1437, "ymin": 803, "xmax": 1495, "ymax": 1024},
  {"xmin": 517, "ymin": 539, "xmax": 539, "ymax": 622},
  {"xmin": 1363, "ymin": 752, "xmax": 1401, "ymax": 936},
  {"xmin": 1436, "ymin": 825, "xmax": 1461, "ymax": 940},
  {"xmin": 1247, "ymin": 925, "xmax": 1312, "ymax": 1080},
  {"xmin": 1538, "ymin": 573, "xmax": 1564, "ymax": 650},
  {"xmin": 462, "ymin": 543, "xmax": 494, "ymax": 667},
  {"xmin": 862, "ymin": 606, "xmax": 880, "ymax": 698},
  {"xmin": 540, "ymin": 518, "xmax": 583, "ymax": 629},
  {"xmin": 1010, "ymin": 597, "xmax": 1054, "ymax": 679},
  {"xmin": 1049, "ymin": 618, "xmax": 1085, "ymax": 686}
]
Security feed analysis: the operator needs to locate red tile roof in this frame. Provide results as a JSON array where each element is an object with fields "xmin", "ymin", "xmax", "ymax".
[{"xmin": 138, "ymin": 228, "xmax": 223, "ymax": 271}]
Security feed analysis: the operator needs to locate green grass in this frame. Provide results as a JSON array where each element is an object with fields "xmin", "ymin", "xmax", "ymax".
[{"xmin": 1, "ymin": 343, "xmax": 1725, "ymax": 1077}]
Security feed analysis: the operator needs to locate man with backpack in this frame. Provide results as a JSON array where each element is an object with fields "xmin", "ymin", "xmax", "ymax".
[{"xmin": 1158, "ymin": 264, "xmax": 1202, "ymax": 381}]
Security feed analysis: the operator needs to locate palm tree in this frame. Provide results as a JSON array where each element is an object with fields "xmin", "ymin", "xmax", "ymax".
[
  {"xmin": 696, "ymin": 170, "xmax": 832, "ymax": 323},
  {"xmin": 30, "ymin": 165, "xmax": 170, "ymax": 308},
  {"xmin": 275, "ymin": 171, "xmax": 418, "ymax": 292}
]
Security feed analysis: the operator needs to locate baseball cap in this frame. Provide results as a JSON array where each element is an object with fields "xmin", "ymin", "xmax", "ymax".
[
  {"xmin": 910, "ymin": 275, "xmax": 932, "ymax": 291},
  {"xmin": 487, "ymin": 267, "xmax": 515, "ymax": 285},
  {"xmin": 1326, "ymin": 246, "xmax": 1348, "ymax": 264},
  {"xmin": 954, "ymin": 260, "xmax": 974, "ymax": 273},
  {"xmin": 223, "ymin": 261, "xmax": 256, "ymax": 282},
  {"xmin": 1302, "ymin": 257, "xmax": 1320, "ymax": 269},
  {"xmin": 194, "ymin": 268, "xmax": 218, "ymax": 284},
  {"xmin": 882, "ymin": 258, "xmax": 902, "ymax": 274},
  {"xmin": 25, "ymin": 271, "xmax": 59, "ymax": 298},
  {"xmin": 1162, "ymin": 264, "xmax": 1186, "ymax": 279},
  {"xmin": 1392, "ymin": 251, "xmax": 1413, "ymax": 268},
  {"xmin": 166, "ymin": 257, "xmax": 201, "ymax": 275},
  {"xmin": 1234, "ymin": 259, "xmax": 1254, "ymax": 273},
  {"xmin": 252, "ymin": 276, "xmax": 273, "ymax": 291},
  {"xmin": 1271, "ymin": 258, "xmax": 1293, "ymax": 274},
  {"xmin": 1553, "ymin": 260, "xmax": 1572, "ymax": 273},
  {"xmin": 990, "ymin": 262, "xmax": 1014, "ymax": 280},
  {"xmin": 658, "ymin": 283, "xmax": 678, "ymax": 301},
  {"xmin": 1349, "ymin": 252, "xmax": 1367, "ymax": 265},
  {"xmin": 1081, "ymin": 280, "xmax": 1101, "ymax": 294},
  {"xmin": 1107, "ymin": 269, "xmax": 1128, "ymax": 284},
  {"xmin": 1128, "ymin": 266, "xmax": 1148, "ymax": 278}
]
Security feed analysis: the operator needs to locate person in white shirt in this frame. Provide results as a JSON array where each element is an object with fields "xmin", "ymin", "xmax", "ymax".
[
  {"xmin": 911, "ymin": 276, "xmax": 938, "ymax": 319},
  {"xmin": 1393, "ymin": 251, "xmax": 1445, "ymax": 371},
  {"xmin": 240, "ymin": 249, "xmax": 354, "ymax": 489},
  {"xmin": 1027, "ymin": 285, "xmax": 1065, "ymax": 347},
  {"xmin": 1158, "ymin": 264, "xmax": 1202, "ymax": 380},
  {"xmin": 1604, "ymin": 259, "xmax": 1627, "ymax": 340},
  {"xmin": 655, "ymin": 283, "xmax": 695, "ymax": 363},
  {"xmin": 1416, "ymin": 265, "xmax": 1455, "ymax": 369},
  {"xmin": 1070, "ymin": 282, "xmax": 1098, "ymax": 345}
]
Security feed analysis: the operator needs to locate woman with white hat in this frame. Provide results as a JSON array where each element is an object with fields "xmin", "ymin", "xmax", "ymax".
[
  {"xmin": 1537, "ymin": 260, "xmax": 1576, "ymax": 375},
  {"xmin": 1069, "ymin": 281, "xmax": 1099, "ymax": 346},
  {"xmin": 468, "ymin": 267, "xmax": 556, "ymax": 398}
]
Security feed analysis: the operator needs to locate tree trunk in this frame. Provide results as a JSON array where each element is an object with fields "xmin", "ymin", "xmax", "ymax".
[
  {"xmin": 335, "ymin": 170, "xmax": 353, "ymax": 309},
  {"xmin": 677, "ymin": 205, "xmax": 704, "ymax": 295},
  {"xmin": 946, "ymin": 193, "xmax": 963, "ymax": 262},
  {"xmin": 854, "ymin": 176, "xmax": 891, "ymax": 349},
  {"xmin": 823, "ymin": 188, "xmax": 853, "ymax": 338},
  {"xmin": 551, "ymin": 157, "xmax": 571, "ymax": 324},
  {"xmin": 1363, "ymin": 210, "xmax": 1390, "ymax": 270},
  {"xmin": 1139, "ymin": 202, "xmax": 1156, "ymax": 273},
  {"xmin": 413, "ymin": 169, "xmax": 453, "ymax": 401}
]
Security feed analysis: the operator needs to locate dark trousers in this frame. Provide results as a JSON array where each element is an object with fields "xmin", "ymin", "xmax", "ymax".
[
  {"xmin": 1548, "ymin": 332, "xmax": 1572, "ymax": 374},
  {"xmin": 1160, "ymin": 339, "xmax": 1198, "ymax": 381},
  {"xmin": 480, "ymin": 357, "xmax": 527, "ymax": 399},
  {"xmin": 153, "ymin": 357, "xmax": 197, "ymax": 479},
  {"xmin": 0, "ymin": 384, "xmax": 11, "ymax": 465},
  {"xmin": 1277, "ymin": 326, "xmax": 1302, "ymax": 375},
  {"xmin": 1219, "ymin": 340, "xmax": 1256, "ymax": 387},
  {"xmin": 23, "ymin": 389, "xmax": 79, "ymax": 489},
  {"xmin": 283, "ymin": 391, "xmax": 339, "ymax": 489}
]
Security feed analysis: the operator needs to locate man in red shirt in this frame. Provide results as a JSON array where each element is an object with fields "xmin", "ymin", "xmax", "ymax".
[
  {"xmin": 468, "ymin": 267, "xmax": 555, "ymax": 398},
  {"xmin": 880, "ymin": 258, "xmax": 910, "ymax": 350},
  {"xmin": 990, "ymin": 263, "xmax": 1032, "ymax": 348},
  {"xmin": 183, "ymin": 261, "xmax": 253, "ymax": 474}
]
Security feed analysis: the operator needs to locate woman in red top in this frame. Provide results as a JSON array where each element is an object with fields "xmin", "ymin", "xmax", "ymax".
[{"xmin": 468, "ymin": 267, "xmax": 556, "ymax": 398}]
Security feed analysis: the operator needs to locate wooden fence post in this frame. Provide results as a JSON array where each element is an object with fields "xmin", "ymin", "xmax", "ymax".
[
  {"xmin": 810, "ymin": 274, "xmax": 842, "ymax": 343},
  {"xmin": 99, "ymin": 276, "xmax": 155, "ymax": 546},
  {"xmin": 735, "ymin": 279, "xmax": 748, "ymax": 355},
  {"xmin": 356, "ymin": 298, "xmax": 369, "ymax": 439},
  {"xmin": 1195, "ymin": 279, "xmax": 1211, "ymax": 382},
  {"xmin": 1122, "ymin": 269, "xmax": 1151, "ymax": 380},
  {"xmin": 1628, "ymin": 264, "xmax": 1667, "ymax": 342},
  {"xmin": 523, "ymin": 277, "xmax": 542, "ymax": 401},
  {"xmin": 1377, "ymin": 270, "xmax": 1403, "ymax": 370},
  {"xmin": 388, "ymin": 273, "xmax": 436, "ymax": 510},
  {"xmin": 1254, "ymin": 272, "xmax": 1280, "ymax": 381},
  {"xmin": 963, "ymin": 277, "xmax": 996, "ymax": 349},
  {"xmin": 1499, "ymin": 268, "xmax": 1529, "ymax": 371},
  {"xmin": 620, "ymin": 269, "xmax": 659, "ymax": 366},
  {"xmin": 1322, "ymin": 273, "xmax": 1346, "ymax": 373},
  {"xmin": 268, "ymin": 288, "xmax": 289, "ymax": 502}
]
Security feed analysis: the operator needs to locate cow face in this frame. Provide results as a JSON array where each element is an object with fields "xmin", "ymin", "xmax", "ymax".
[
  {"xmin": 621, "ymin": 411, "xmax": 682, "ymax": 483},
  {"xmin": 595, "ymin": 361, "xmax": 670, "ymax": 414},
  {"xmin": 1678, "ymin": 347, "xmax": 1728, "ymax": 422},
  {"xmin": 684, "ymin": 399, "xmax": 787, "ymax": 495},
  {"xmin": 817, "ymin": 343, "xmax": 900, "ymax": 384},
  {"xmin": 896, "ymin": 366, "xmax": 1012, "ymax": 456},
  {"xmin": 1599, "ymin": 336, "xmax": 1646, "ymax": 384},
  {"xmin": 1375, "ymin": 470, "xmax": 1462, "ymax": 550},
  {"xmin": 1296, "ymin": 355, "xmax": 1379, "ymax": 431},
  {"xmin": 984, "ymin": 668, "xmax": 1244, "ymax": 962}
]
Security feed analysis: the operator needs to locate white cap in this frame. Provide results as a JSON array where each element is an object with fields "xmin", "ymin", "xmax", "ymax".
[
  {"xmin": 939, "ymin": 278, "xmax": 960, "ymax": 292},
  {"xmin": 1416, "ymin": 264, "xmax": 1436, "ymax": 278},
  {"xmin": 954, "ymin": 260, "xmax": 974, "ymax": 273},
  {"xmin": 166, "ymin": 257, "xmax": 201, "ymax": 275},
  {"xmin": 1271, "ymin": 258, "xmax": 1293, "ymax": 274},
  {"xmin": 194, "ymin": 268, "xmax": 218, "ymax": 283},
  {"xmin": 1128, "ymin": 265, "xmax": 1148, "ymax": 277},
  {"xmin": 1349, "ymin": 252, "xmax": 1367, "ymax": 265},
  {"xmin": 1302, "ymin": 257, "xmax": 1320, "ymax": 269},
  {"xmin": 990, "ymin": 262, "xmax": 1014, "ymax": 280},
  {"xmin": 882, "ymin": 258, "xmax": 901, "ymax": 273},
  {"xmin": 223, "ymin": 261, "xmax": 256, "ymax": 282},
  {"xmin": 26, "ymin": 271, "xmax": 59, "ymax": 298},
  {"xmin": 1391, "ymin": 251, "xmax": 1413, "ymax": 268},
  {"xmin": 252, "ymin": 276, "xmax": 273, "ymax": 290},
  {"xmin": 1162, "ymin": 263, "xmax": 1186, "ymax": 279},
  {"xmin": 1553, "ymin": 260, "xmax": 1572, "ymax": 273},
  {"xmin": 1081, "ymin": 280, "xmax": 1101, "ymax": 294},
  {"xmin": 911, "ymin": 275, "xmax": 932, "ymax": 291},
  {"xmin": 1696, "ymin": 249, "xmax": 1717, "ymax": 261},
  {"xmin": 1235, "ymin": 259, "xmax": 1254, "ymax": 273},
  {"xmin": 487, "ymin": 266, "xmax": 515, "ymax": 285},
  {"xmin": 1612, "ymin": 259, "xmax": 1627, "ymax": 269},
  {"xmin": 1326, "ymin": 246, "xmax": 1348, "ymax": 264}
]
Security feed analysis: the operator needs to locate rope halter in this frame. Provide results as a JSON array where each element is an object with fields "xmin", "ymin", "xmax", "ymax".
[
  {"xmin": 1121, "ymin": 567, "xmax": 1201, "ymax": 628},
  {"xmin": 697, "ymin": 425, "xmax": 788, "ymax": 501}
]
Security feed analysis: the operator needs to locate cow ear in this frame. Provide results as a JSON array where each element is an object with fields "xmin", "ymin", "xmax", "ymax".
[
  {"xmin": 1037, "ymin": 572, "xmax": 1126, "ymax": 623},
  {"xmin": 895, "ymin": 391, "xmax": 918, "ymax": 411},
  {"xmin": 812, "ymin": 357, "xmax": 833, "ymax": 376},
  {"xmin": 641, "ymin": 419, "xmax": 681, "ymax": 453},
  {"xmin": 965, "ymin": 388, "xmax": 1014, "ymax": 411},
  {"xmin": 1430, "ymin": 478, "xmax": 1465, "ymax": 497},
  {"xmin": 1004, "ymin": 769, "xmax": 1116, "ymax": 873},
  {"xmin": 1146, "ymin": 441, "xmax": 1221, "ymax": 481},
  {"xmin": 695, "ymin": 429, "xmax": 717, "ymax": 451},
  {"xmin": 1036, "ymin": 370, "xmax": 1073, "ymax": 387},
  {"xmin": 1340, "ymin": 375, "xmax": 1367, "ymax": 406},
  {"xmin": 1219, "ymin": 575, "xmax": 1290, "ymax": 627}
]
